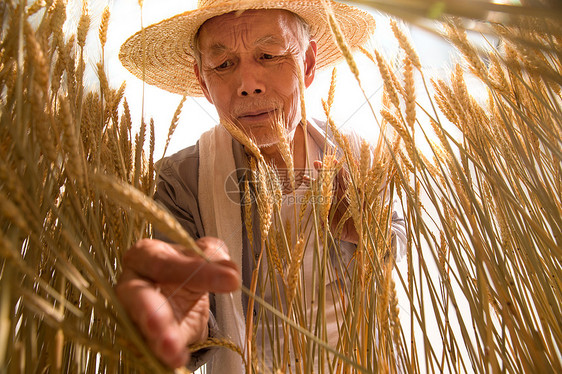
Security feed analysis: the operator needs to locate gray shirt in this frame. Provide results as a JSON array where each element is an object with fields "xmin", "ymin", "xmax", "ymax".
[{"xmin": 153, "ymin": 122, "xmax": 405, "ymax": 370}]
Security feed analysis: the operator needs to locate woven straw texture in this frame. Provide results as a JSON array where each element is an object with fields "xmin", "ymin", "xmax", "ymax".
[{"xmin": 119, "ymin": 0, "xmax": 376, "ymax": 96}]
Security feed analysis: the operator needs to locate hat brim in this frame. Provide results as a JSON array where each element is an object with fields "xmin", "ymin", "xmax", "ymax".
[{"xmin": 119, "ymin": 0, "xmax": 376, "ymax": 96}]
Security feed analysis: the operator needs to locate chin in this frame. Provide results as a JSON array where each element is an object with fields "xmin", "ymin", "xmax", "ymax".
[
  {"xmin": 255, "ymin": 138, "xmax": 280, "ymax": 149},
  {"xmin": 247, "ymin": 127, "xmax": 279, "ymax": 148}
]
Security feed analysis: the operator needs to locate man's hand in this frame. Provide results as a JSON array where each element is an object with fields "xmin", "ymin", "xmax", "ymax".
[{"xmin": 116, "ymin": 237, "xmax": 240, "ymax": 368}]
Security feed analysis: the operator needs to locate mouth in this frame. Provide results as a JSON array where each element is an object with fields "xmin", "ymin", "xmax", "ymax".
[{"xmin": 237, "ymin": 109, "xmax": 277, "ymax": 123}]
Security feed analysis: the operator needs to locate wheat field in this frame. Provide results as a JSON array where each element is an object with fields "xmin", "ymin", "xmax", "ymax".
[{"xmin": 0, "ymin": 0, "xmax": 560, "ymax": 373}]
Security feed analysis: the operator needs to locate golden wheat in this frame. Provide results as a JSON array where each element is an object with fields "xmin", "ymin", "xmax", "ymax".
[{"xmin": 2, "ymin": 1, "xmax": 561, "ymax": 373}]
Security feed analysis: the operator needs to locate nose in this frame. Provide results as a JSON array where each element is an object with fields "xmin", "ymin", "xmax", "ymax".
[{"xmin": 237, "ymin": 60, "xmax": 265, "ymax": 97}]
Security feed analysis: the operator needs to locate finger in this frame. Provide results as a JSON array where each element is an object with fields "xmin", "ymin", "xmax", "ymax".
[
  {"xmin": 123, "ymin": 239, "xmax": 240, "ymax": 293},
  {"xmin": 153, "ymin": 326, "xmax": 190, "ymax": 368},
  {"xmin": 116, "ymin": 269, "xmax": 191, "ymax": 368},
  {"xmin": 195, "ymin": 236, "xmax": 234, "ymax": 263},
  {"xmin": 169, "ymin": 236, "xmax": 230, "ymax": 262}
]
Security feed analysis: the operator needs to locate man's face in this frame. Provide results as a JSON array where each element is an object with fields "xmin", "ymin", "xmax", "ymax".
[{"xmin": 194, "ymin": 10, "xmax": 317, "ymax": 147}]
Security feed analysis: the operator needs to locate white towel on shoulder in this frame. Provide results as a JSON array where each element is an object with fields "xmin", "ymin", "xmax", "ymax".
[{"xmin": 198, "ymin": 124, "xmax": 245, "ymax": 374}]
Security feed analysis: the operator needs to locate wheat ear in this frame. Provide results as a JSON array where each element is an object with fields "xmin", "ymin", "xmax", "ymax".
[
  {"xmin": 92, "ymin": 173, "xmax": 203, "ymax": 258},
  {"xmin": 221, "ymin": 119, "xmax": 263, "ymax": 162},
  {"xmin": 272, "ymin": 116, "xmax": 295, "ymax": 192},
  {"xmin": 98, "ymin": 6, "xmax": 110, "ymax": 49},
  {"xmin": 390, "ymin": 19, "xmax": 421, "ymax": 70},
  {"xmin": 286, "ymin": 235, "xmax": 306, "ymax": 313}
]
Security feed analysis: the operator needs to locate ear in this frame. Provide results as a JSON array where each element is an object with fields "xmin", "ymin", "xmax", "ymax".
[
  {"xmin": 303, "ymin": 40, "xmax": 317, "ymax": 88},
  {"xmin": 194, "ymin": 63, "xmax": 213, "ymax": 103}
]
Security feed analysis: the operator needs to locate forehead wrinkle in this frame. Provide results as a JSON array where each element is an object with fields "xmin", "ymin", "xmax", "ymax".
[
  {"xmin": 204, "ymin": 24, "xmax": 253, "ymax": 56},
  {"xmin": 204, "ymin": 35, "xmax": 291, "ymax": 62},
  {"xmin": 211, "ymin": 34, "xmax": 287, "ymax": 54}
]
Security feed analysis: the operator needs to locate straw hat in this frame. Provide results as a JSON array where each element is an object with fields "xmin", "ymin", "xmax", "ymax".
[{"xmin": 119, "ymin": 0, "xmax": 376, "ymax": 96}]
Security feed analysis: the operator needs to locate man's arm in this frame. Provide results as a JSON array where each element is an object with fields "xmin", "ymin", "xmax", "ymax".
[{"xmin": 116, "ymin": 146, "xmax": 240, "ymax": 369}]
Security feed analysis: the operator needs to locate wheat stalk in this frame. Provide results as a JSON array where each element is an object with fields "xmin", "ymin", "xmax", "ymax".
[{"xmin": 3, "ymin": 0, "xmax": 562, "ymax": 372}]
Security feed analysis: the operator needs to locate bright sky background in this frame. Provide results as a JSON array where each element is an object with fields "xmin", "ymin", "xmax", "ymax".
[{"xmin": 75, "ymin": 0, "xmax": 459, "ymax": 159}]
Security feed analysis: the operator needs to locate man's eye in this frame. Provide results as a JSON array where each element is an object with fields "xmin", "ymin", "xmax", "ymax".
[
  {"xmin": 262, "ymin": 54, "xmax": 275, "ymax": 60},
  {"xmin": 215, "ymin": 61, "xmax": 232, "ymax": 70}
]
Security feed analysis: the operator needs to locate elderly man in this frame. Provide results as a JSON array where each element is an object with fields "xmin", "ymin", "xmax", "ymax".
[{"xmin": 117, "ymin": 0, "xmax": 395, "ymax": 372}]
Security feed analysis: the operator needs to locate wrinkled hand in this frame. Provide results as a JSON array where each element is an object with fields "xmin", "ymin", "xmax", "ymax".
[
  {"xmin": 314, "ymin": 160, "xmax": 359, "ymax": 245},
  {"xmin": 116, "ymin": 237, "xmax": 240, "ymax": 368}
]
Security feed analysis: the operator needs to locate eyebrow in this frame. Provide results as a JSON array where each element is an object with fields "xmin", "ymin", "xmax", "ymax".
[
  {"xmin": 208, "ymin": 43, "xmax": 229, "ymax": 57},
  {"xmin": 207, "ymin": 34, "xmax": 286, "ymax": 56},
  {"xmin": 253, "ymin": 34, "xmax": 285, "ymax": 48}
]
